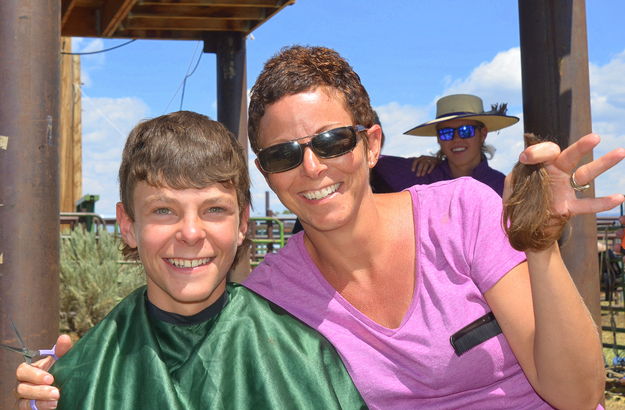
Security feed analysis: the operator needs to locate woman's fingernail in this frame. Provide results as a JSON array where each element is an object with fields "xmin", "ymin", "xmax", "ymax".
[
  {"xmin": 43, "ymin": 374, "xmax": 53, "ymax": 384},
  {"xmin": 50, "ymin": 401, "xmax": 58, "ymax": 409},
  {"xmin": 519, "ymin": 153, "xmax": 528, "ymax": 162},
  {"xmin": 49, "ymin": 388, "xmax": 60, "ymax": 399}
]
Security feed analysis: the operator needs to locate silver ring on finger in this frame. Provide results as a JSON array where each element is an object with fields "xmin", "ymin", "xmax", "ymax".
[{"xmin": 569, "ymin": 171, "xmax": 591, "ymax": 192}]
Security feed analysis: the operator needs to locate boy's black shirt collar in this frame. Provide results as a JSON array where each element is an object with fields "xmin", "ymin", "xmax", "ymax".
[{"xmin": 145, "ymin": 289, "xmax": 228, "ymax": 325}]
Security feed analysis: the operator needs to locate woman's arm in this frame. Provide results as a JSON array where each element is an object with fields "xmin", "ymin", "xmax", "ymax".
[
  {"xmin": 485, "ymin": 250, "xmax": 603, "ymax": 409},
  {"xmin": 485, "ymin": 133, "xmax": 624, "ymax": 409}
]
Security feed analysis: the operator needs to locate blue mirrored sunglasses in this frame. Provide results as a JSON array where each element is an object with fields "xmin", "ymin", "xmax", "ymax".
[{"xmin": 437, "ymin": 124, "xmax": 481, "ymax": 141}]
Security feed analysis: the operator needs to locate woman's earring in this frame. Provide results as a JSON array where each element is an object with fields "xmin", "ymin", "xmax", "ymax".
[{"xmin": 368, "ymin": 154, "xmax": 376, "ymax": 167}]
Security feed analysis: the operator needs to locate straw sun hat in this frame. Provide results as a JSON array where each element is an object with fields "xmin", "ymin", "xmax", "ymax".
[{"xmin": 404, "ymin": 94, "xmax": 519, "ymax": 136}]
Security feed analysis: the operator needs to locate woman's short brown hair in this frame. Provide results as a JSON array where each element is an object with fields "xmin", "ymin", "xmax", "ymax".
[
  {"xmin": 118, "ymin": 111, "xmax": 251, "ymax": 263},
  {"xmin": 248, "ymin": 45, "xmax": 376, "ymax": 152}
]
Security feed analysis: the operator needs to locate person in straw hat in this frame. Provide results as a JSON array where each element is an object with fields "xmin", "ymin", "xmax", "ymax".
[{"xmin": 372, "ymin": 94, "xmax": 518, "ymax": 196}]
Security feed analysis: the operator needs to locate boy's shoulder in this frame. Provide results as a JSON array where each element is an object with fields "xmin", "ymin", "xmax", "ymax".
[
  {"xmin": 52, "ymin": 286, "xmax": 147, "ymax": 365},
  {"xmin": 225, "ymin": 282, "xmax": 355, "ymax": 363},
  {"xmin": 226, "ymin": 282, "xmax": 329, "ymax": 341}
]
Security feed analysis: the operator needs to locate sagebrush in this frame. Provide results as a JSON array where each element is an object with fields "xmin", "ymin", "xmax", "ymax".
[{"xmin": 60, "ymin": 228, "xmax": 145, "ymax": 337}]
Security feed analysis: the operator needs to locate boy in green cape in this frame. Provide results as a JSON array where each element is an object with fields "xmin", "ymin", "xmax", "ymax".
[{"xmin": 18, "ymin": 111, "xmax": 364, "ymax": 409}]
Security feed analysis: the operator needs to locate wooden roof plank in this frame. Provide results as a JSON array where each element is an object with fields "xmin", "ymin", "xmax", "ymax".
[
  {"xmin": 246, "ymin": 0, "xmax": 294, "ymax": 33},
  {"xmin": 102, "ymin": 0, "xmax": 138, "ymax": 37},
  {"xmin": 116, "ymin": 29, "xmax": 208, "ymax": 40},
  {"xmin": 61, "ymin": 6, "xmax": 100, "ymax": 37},
  {"xmin": 60, "ymin": 0, "xmax": 295, "ymax": 38},
  {"xmin": 125, "ymin": 15, "xmax": 252, "ymax": 31},
  {"xmin": 132, "ymin": 4, "xmax": 269, "ymax": 19},
  {"xmin": 140, "ymin": 0, "xmax": 287, "ymax": 8},
  {"xmin": 61, "ymin": 0, "xmax": 80, "ymax": 26}
]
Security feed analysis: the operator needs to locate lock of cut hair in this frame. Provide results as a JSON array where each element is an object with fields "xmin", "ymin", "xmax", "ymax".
[{"xmin": 503, "ymin": 133, "xmax": 569, "ymax": 251}]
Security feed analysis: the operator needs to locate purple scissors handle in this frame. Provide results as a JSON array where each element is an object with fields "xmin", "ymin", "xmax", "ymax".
[
  {"xmin": 28, "ymin": 345, "xmax": 58, "ymax": 410},
  {"xmin": 38, "ymin": 344, "xmax": 58, "ymax": 360},
  {"xmin": 4, "ymin": 320, "xmax": 59, "ymax": 410}
]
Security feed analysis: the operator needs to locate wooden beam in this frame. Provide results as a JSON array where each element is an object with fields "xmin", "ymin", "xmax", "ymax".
[
  {"xmin": 62, "ymin": 0, "xmax": 293, "ymax": 38},
  {"xmin": 115, "ymin": 29, "xmax": 207, "ymax": 40},
  {"xmin": 125, "ymin": 16, "xmax": 252, "ymax": 31},
  {"xmin": 59, "ymin": 38, "xmax": 82, "ymax": 214},
  {"xmin": 246, "ymin": 0, "xmax": 293, "ymax": 33},
  {"xmin": 101, "ymin": 0, "xmax": 137, "ymax": 37},
  {"xmin": 61, "ymin": 0, "xmax": 79, "ymax": 25},
  {"xmin": 140, "ymin": 0, "xmax": 293, "ymax": 8},
  {"xmin": 132, "ymin": 4, "xmax": 268, "ymax": 19},
  {"xmin": 61, "ymin": 6, "xmax": 99, "ymax": 37}
]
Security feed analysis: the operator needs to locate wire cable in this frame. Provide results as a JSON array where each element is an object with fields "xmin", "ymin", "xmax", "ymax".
[
  {"xmin": 179, "ymin": 51, "xmax": 204, "ymax": 111},
  {"xmin": 61, "ymin": 39, "xmax": 137, "ymax": 55},
  {"xmin": 163, "ymin": 41, "xmax": 203, "ymax": 113}
]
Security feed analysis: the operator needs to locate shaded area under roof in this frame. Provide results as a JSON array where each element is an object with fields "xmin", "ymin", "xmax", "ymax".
[{"xmin": 61, "ymin": 0, "xmax": 295, "ymax": 40}]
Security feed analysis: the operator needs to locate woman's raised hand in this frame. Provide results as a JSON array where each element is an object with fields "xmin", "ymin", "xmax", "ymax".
[{"xmin": 508, "ymin": 133, "xmax": 625, "ymax": 217}]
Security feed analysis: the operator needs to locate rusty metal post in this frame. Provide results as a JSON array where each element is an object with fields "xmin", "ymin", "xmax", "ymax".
[
  {"xmin": 518, "ymin": 0, "xmax": 600, "ymax": 325},
  {"xmin": 203, "ymin": 31, "xmax": 247, "ymax": 139},
  {"xmin": 204, "ymin": 32, "xmax": 251, "ymax": 282},
  {"xmin": 0, "ymin": 0, "xmax": 60, "ymax": 406}
]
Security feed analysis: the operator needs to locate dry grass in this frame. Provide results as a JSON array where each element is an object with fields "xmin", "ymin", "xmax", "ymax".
[
  {"xmin": 607, "ymin": 396, "xmax": 625, "ymax": 410},
  {"xmin": 602, "ymin": 291, "xmax": 625, "ymax": 409}
]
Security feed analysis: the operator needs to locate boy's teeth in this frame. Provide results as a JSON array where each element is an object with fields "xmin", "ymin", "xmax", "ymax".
[
  {"xmin": 168, "ymin": 257, "xmax": 212, "ymax": 268},
  {"xmin": 302, "ymin": 183, "xmax": 340, "ymax": 200}
]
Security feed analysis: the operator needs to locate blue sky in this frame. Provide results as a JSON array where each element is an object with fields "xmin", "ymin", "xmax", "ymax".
[{"xmin": 73, "ymin": 1, "xmax": 625, "ymax": 217}]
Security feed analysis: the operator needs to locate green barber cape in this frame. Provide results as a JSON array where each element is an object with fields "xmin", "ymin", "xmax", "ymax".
[{"xmin": 51, "ymin": 283, "xmax": 366, "ymax": 409}]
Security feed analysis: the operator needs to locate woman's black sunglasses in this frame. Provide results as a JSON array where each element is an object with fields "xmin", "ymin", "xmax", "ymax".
[{"xmin": 257, "ymin": 125, "xmax": 366, "ymax": 174}]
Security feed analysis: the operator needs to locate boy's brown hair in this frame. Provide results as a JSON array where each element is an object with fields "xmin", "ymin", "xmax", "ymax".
[
  {"xmin": 118, "ymin": 111, "xmax": 251, "ymax": 263},
  {"xmin": 248, "ymin": 45, "xmax": 376, "ymax": 152}
]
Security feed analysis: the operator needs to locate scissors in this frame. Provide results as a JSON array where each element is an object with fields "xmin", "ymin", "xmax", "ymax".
[
  {"xmin": 0, "ymin": 319, "xmax": 57, "ymax": 364},
  {"xmin": 1, "ymin": 320, "xmax": 58, "ymax": 409}
]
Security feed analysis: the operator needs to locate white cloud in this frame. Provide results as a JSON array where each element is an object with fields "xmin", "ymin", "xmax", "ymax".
[
  {"xmin": 589, "ymin": 49, "xmax": 625, "ymax": 203},
  {"xmin": 77, "ymin": 38, "xmax": 106, "ymax": 66},
  {"xmin": 71, "ymin": 38, "xmax": 107, "ymax": 87},
  {"xmin": 375, "ymin": 102, "xmax": 438, "ymax": 158},
  {"xmin": 590, "ymin": 50, "xmax": 625, "ymax": 100},
  {"xmin": 81, "ymin": 96, "xmax": 150, "ymax": 216},
  {"xmin": 443, "ymin": 48, "xmax": 523, "ymax": 107}
]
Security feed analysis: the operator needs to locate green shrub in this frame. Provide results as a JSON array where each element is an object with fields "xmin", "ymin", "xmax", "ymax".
[{"xmin": 60, "ymin": 227, "xmax": 145, "ymax": 337}]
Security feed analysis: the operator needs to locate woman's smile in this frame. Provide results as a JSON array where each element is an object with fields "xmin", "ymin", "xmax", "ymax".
[{"xmin": 300, "ymin": 182, "xmax": 341, "ymax": 201}]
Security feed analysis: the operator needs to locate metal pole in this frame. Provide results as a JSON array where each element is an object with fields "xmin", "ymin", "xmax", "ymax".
[
  {"xmin": 518, "ymin": 0, "xmax": 600, "ymax": 325},
  {"xmin": 204, "ymin": 31, "xmax": 246, "ymax": 138},
  {"xmin": 204, "ymin": 32, "xmax": 250, "ymax": 282},
  {"xmin": 0, "ymin": 1, "xmax": 60, "ymax": 406}
]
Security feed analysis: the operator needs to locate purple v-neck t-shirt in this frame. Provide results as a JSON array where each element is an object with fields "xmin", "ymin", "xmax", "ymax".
[{"xmin": 245, "ymin": 178, "xmax": 557, "ymax": 409}]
